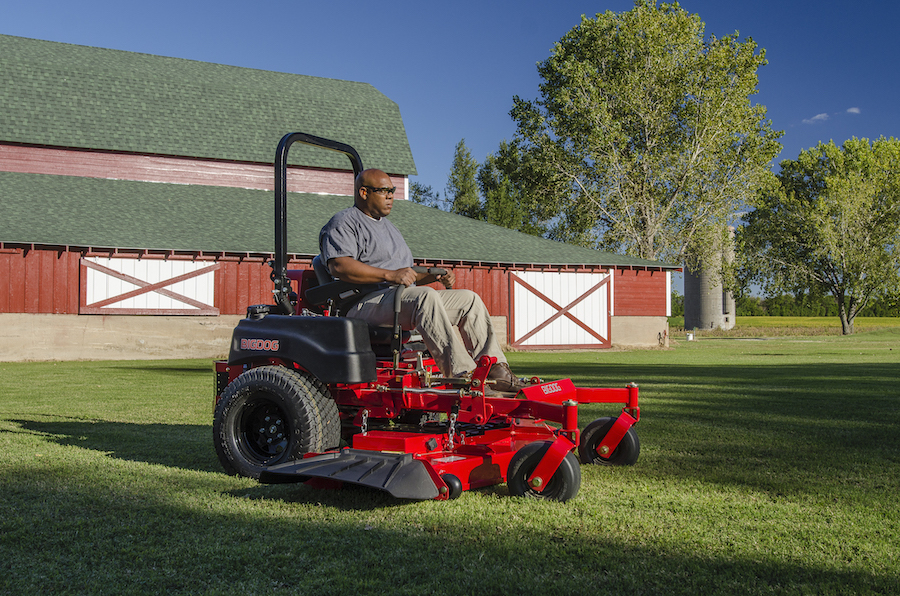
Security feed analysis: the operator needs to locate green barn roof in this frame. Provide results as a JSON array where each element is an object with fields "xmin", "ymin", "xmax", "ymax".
[
  {"xmin": 0, "ymin": 34, "xmax": 416, "ymax": 174},
  {"xmin": 0, "ymin": 35, "xmax": 676, "ymax": 270},
  {"xmin": 0, "ymin": 172, "xmax": 673, "ymax": 269}
]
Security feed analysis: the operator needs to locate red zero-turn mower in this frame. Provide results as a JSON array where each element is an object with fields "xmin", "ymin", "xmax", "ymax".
[{"xmin": 212, "ymin": 133, "xmax": 641, "ymax": 502}]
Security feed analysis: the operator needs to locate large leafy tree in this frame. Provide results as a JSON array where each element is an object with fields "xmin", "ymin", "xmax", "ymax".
[
  {"xmin": 738, "ymin": 137, "xmax": 900, "ymax": 334},
  {"xmin": 509, "ymin": 0, "xmax": 781, "ymax": 270}
]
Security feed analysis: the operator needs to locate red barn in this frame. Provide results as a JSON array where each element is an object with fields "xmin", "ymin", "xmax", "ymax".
[{"xmin": 0, "ymin": 34, "xmax": 678, "ymax": 361}]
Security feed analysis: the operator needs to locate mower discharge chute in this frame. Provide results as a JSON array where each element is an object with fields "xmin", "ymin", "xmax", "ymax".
[{"xmin": 212, "ymin": 133, "xmax": 641, "ymax": 502}]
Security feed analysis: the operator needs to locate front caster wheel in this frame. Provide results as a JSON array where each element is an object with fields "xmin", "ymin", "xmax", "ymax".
[
  {"xmin": 441, "ymin": 473, "xmax": 463, "ymax": 500},
  {"xmin": 507, "ymin": 442, "xmax": 581, "ymax": 502},
  {"xmin": 578, "ymin": 416, "xmax": 640, "ymax": 466}
]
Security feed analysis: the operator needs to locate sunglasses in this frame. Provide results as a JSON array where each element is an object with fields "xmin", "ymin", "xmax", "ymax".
[{"xmin": 363, "ymin": 186, "xmax": 397, "ymax": 196}]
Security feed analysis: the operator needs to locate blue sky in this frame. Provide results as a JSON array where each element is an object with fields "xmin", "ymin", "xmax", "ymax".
[{"xmin": 6, "ymin": 0, "xmax": 899, "ymax": 202}]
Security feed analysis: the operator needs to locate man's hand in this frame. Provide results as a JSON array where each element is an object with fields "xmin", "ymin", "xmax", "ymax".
[
  {"xmin": 414, "ymin": 268, "xmax": 454, "ymax": 289},
  {"xmin": 437, "ymin": 269, "xmax": 455, "ymax": 289},
  {"xmin": 386, "ymin": 267, "xmax": 418, "ymax": 287}
]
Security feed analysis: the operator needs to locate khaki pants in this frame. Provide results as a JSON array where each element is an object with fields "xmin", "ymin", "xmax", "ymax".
[{"xmin": 345, "ymin": 286, "xmax": 506, "ymax": 376}]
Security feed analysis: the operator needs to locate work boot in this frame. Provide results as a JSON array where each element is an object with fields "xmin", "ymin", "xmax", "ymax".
[{"xmin": 487, "ymin": 362, "xmax": 528, "ymax": 394}]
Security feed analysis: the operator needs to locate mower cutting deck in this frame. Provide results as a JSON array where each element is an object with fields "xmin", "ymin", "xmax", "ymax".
[{"xmin": 212, "ymin": 132, "xmax": 641, "ymax": 502}]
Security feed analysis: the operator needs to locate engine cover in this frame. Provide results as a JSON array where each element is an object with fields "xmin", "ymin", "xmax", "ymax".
[{"xmin": 228, "ymin": 314, "xmax": 377, "ymax": 383}]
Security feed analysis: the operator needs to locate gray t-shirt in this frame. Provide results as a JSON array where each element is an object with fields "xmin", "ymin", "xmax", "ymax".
[{"xmin": 319, "ymin": 206, "xmax": 414, "ymax": 274}]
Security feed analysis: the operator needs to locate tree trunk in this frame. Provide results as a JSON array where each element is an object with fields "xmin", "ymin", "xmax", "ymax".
[
  {"xmin": 840, "ymin": 314, "xmax": 854, "ymax": 335},
  {"xmin": 836, "ymin": 294, "xmax": 854, "ymax": 335}
]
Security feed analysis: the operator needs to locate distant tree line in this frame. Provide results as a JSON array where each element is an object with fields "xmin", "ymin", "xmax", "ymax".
[{"xmin": 670, "ymin": 293, "xmax": 899, "ymax": 318}]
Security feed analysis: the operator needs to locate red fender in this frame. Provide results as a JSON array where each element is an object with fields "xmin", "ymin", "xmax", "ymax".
[
  {"xmin": 525, "ymin": 435, "xmax": 575, "ymax": 493},
  {"xmin": 595, "ymin": 410, "xmax": 638, "ymax": 457}
]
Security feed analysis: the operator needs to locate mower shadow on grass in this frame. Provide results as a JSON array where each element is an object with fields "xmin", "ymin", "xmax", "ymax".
[
  {"xmin": 12, "ymin": 417, "xmax": 220, "ymax": 473},
  {"xmin": 227, "ymin": 482, "xmax": 417, "ymax": 511},
  {"xmin": 225, "ymin": 476, "xmax": 515, "ymax": 511}
]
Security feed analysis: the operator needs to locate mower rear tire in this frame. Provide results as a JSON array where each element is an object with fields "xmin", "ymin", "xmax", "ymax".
[
  {"xmin": 213, "ymin": 365, "xmax": 329, "ymax": 479},
  {"xmin": 507, "ymin": 441, "xmax": 581, "ymax": 502},
  {"xmin": 303, "ymin": 374, "xmax": 341, "ymax": 451},
  {"xmin": 578, "ymin": 416, "xmax": 640, "ymax": 466}
]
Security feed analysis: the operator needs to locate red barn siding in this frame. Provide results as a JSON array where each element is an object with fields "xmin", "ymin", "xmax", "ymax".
[
  {"xmin": 0, "ymin": 248, "xmax": 81, "ymax": 314},
  {"xmin": 39, "ymin": 250, "xmax": 54, "ymax": 313},
  {"xmin": 614, "ymin": 269, "xmax": 667, "ymax": 316},
  {"xmin": 215, "ymin": 257, "xmax": 318, "ymax": 315},
  {"xmin": 437, "ymin": 265, "xmax": 509, "ymax": 318},
  {"xmin": 65, "ymin": 250, "xmax": 80, "ymax": 313},
  {"xmin": 0, "ymin": 248, "xmax": 269, "ymax": 316},
  {"xmin": 216, "ymin": 261, "xmax": 260, "ymax": 315},
  {"xmin": 0, "ymin": 249, "xmax": 22, "ymax": 312},
  {"xmin": 216, "ymin": 260, "xmax": 273, "ymax": 314},
  {"xmin": 0, "ymin": 143, "xmax": 406, "ymax": 197}
]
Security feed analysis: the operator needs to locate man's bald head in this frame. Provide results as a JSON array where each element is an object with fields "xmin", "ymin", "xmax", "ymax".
[{"xmin": 354, "ymin": 169, "xmax": 396, "ymax": 219}]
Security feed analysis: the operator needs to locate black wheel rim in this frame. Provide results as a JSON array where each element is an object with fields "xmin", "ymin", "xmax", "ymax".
[
  {"xmin": 238, "ymin": 396, "xmax": 290, "ymax": 464},
  {"xmin": 587, "ymin": 433, "xmax": 609, "ymax": 463},
  {"xmin": 523, "ymin": 471, "xmax": 563, "ymax": 499}
]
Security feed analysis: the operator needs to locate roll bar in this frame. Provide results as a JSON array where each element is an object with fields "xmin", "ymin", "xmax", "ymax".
[{"xmin": 272, "ymin": 132, "xmax": 364, "ymax": 314}]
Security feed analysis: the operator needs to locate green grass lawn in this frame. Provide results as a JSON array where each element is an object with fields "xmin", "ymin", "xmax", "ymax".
[{"xmin": 1, "ymin": 328, "xmax": 898, "ymax": 595}]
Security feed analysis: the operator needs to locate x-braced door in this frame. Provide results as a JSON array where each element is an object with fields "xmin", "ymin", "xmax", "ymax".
[
  {"xmin": 509, "ymin": 271, "xmax": 610, "ymax": 349},
  {"xmin": 80, "ymin": 257, "xmax": 220, "ymax": 315}
]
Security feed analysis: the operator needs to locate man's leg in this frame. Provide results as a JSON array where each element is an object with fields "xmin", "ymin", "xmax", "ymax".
[
  {"xmin": 432, "ymin": 289, "xmax": 507, "ymax": 365},
  {"xmin": 346, "ymin": 286, "xmax": 477, "ymax": 376},
  {"xmin": 429, "ymin": 289, "xmax": 525, "ymax": 392}
]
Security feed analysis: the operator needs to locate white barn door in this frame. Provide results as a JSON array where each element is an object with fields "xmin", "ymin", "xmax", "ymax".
[
  {"xmin": 509, "ymin": 271, "xmax": 610, "ymax": 349},
  {"xmin": 81, "ymin": 257, "xmax": 220, "ymax": 315}
]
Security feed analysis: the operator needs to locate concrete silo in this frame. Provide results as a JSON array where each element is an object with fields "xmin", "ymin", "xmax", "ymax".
[{"xmin": 684, "ymin": 228, "xmax": 736, "ymax": 331}]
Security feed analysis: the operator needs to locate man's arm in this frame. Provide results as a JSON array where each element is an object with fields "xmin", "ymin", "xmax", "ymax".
[{"xmin": 328, "ymin": 256, "xmax": 417, "ymax": 287}]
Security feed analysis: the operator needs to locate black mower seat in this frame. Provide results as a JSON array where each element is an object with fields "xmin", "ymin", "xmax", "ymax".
[
  {"xmin": 305, "ymin": 256, "xmax": 410, "ymax": 351},
  {"xmin": 304, "ymin": 256, "xmax": 383, "ymax": 315}
]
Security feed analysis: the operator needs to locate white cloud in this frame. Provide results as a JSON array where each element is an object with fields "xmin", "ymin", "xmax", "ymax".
[
  {"xmin": 802, "ymin": 113, "xmax": 830, "ymax": 124},
  {"xmin": 847, "ymin": 107, "xmax": 861, "ymax": 114}
]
